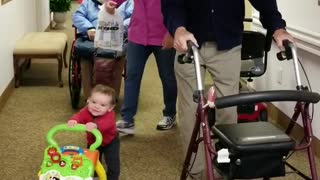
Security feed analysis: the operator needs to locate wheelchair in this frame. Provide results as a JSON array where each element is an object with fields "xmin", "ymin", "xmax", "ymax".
[
  {"xmin": 68, "ymin": 28, "xmax": 127, "ymax": 109},
  {"xmin": 68, "ymin": 32, "xmax": 82, "ymax": 109}
]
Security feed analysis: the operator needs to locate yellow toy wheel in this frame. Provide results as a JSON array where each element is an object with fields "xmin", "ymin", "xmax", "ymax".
[{"xmin": 95, "ymin": 160, "xmax": 107, "ymax": 180}]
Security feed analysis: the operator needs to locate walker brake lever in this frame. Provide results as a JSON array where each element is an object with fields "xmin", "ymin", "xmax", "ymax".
[
  {"xmin": 177, "ymin": 40, "xmax": 197, "ymax": 64},
  {"xmin": 177, "ymin": 53, "xmax": 193, "ymax": 64},
  {"xmin": 276, "ymin": 40, "xmax": 293, "ymax": 61}
]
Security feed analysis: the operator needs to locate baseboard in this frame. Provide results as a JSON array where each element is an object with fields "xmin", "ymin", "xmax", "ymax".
[
  {"xmin": 0, "ymin": 78, "xmax": 15, "ymax": 112},
  {"xmin": 267, "ymin": 103, "xmax": 320, "ymax": 158}
]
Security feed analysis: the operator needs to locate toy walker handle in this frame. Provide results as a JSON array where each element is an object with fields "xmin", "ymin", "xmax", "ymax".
[{"xmin": 46, "ymin": 124, "xmax": 103, "ymax": 151}]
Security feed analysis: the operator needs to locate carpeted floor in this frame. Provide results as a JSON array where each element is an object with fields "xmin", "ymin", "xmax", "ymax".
[{"xmin": 0, "ymin": 2, "xmax": 319, "ymax": 180}]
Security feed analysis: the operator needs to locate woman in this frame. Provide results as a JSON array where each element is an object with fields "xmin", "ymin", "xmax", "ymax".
[{"xmin": 115, "ymin": 0, "xmax": 178, "ymax": 135}]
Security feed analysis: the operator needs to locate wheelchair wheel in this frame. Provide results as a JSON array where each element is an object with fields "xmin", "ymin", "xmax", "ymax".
[{"xmin": 68, "ymin": 47, "xmax": 81, "ymax": 109}]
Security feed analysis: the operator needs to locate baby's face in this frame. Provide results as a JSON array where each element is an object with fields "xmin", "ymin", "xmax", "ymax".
[{"xmin": 87, "ymin": 92, "xmax": 114, "ymax": 116}]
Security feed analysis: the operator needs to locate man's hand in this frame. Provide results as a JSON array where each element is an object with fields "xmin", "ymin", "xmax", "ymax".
[
  {"xmin": 87, "ymin": 29, "xmax": 96, "ymax": 41},
  {"xmin": 162, "ymin": 33, "xmax": 174, "ymax": 49},
  {"xmin": 67, "ymin": 120, "xmax": 78, "ymax": 127},
  {"xmin": 105, "ymin": 0, "xmax": 117, "ymax": 15},
  {"xmin": 86, "ymin": 122, "xmax": 97, "ymax": 132},
  {"xmin": 273, "ymin": 29, "xmax": 295, "ymax": 50},
  {"xmin": 173, "ymin": 27, "xmax": 199, "ymax": 52}
]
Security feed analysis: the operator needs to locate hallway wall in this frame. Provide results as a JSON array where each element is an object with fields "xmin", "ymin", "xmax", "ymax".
[
  {"xmin": 36, "ymin": 0, "xmax": 50, "ymax": 31},
  {"xmin": 250, "ymin": 1, "xmax": 320, "ymax": 138},
  {"xmin": 0, "ymin": 0, "xmax": 50, "ymax": 95}
]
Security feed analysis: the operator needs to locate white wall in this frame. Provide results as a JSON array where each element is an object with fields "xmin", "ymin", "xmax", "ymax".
[
  {"xmin": 0, "ymin": 0, "xmax": 50, "ymax": 95},
  {"xmin": 250, "ymin": 1, "xmax": 320, "ymax": 138},
  {"xmin": 36, "ymin": 0, "xmax": 50, "ymax": 31},
  {"xmin": 277, "ymin": 0, "xmax": 320, "ymax": 36}
]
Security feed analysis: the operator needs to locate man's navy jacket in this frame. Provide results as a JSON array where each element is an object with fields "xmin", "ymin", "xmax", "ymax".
[{"xmin": 161, "ymin": 0, "xmax": 286, "ymax": 50}]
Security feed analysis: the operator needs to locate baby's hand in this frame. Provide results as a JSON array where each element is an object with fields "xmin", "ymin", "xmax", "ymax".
[
  {"xmin": 86, "ymin": 122, "xmax": 97, "ymax": 132},
  {"xmin": 105, "ymin": 0, "xmax": 117, "ymax": 15},
  {"xmin": 67, "ymin": 120, "xmax": 78, "ymax": 127}
]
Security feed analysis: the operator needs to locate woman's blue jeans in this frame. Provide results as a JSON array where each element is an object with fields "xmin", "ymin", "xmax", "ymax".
[{"xmin": 121, "ymin": 41, "xmax": 177, "ymax": 124}]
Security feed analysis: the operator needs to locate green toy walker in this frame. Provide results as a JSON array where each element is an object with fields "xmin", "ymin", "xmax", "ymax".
[{"xmin": 38, "ymin": 124, "xmax": 107, "ymax": 180}]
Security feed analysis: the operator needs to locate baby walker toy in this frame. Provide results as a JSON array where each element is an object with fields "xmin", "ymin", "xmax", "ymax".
[{"xmin": 38, "ymin": 124, "xmax": 106, "ymax": 180}]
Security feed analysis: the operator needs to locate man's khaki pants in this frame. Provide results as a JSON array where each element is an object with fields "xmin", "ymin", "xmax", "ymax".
[{"xmin": 175, "ymin": 42, "xmax": 241, "ymax": 179}]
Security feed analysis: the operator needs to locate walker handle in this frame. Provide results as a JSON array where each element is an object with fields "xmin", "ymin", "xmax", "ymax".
[
  {"xmin": 177, "ymin": 41, "xmax": 197, "ymax": 64},
  {"xmin": 188, "ymin": 41, "xmax": 204, "ymax": 90},
  {"xmin": 277, "ymin": 40, "xmax": 303, "ymax": 89},
  {"xmin": 276, "ymin": 40, "xmax": 293, "ymax": 61},
  {"xmin": 46, "ymin": 124, "xmax": 103, "ymax": 151}
]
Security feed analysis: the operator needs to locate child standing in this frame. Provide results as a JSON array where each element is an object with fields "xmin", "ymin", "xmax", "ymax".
[{"xmin": 68, "ymin": 84, "xmax": 120, "ymax": 180}]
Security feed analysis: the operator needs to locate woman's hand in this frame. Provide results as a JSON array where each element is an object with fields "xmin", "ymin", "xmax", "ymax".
[
  {"xmin": 105, "ymin": 1, "xmax": 117, "ymax": 15},
  {"xmin": 67, "ymin": 120, "xmax": 78, "ymax": 127},
  {"xmin": 162, "ymin": 32, "xmax": 174, "ymax": 49},
  {"xmin": 86, "ymin": 122, "xmax": 97, "ymax": 132}
]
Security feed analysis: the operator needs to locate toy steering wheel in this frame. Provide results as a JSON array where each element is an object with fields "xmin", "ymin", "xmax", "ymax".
[{"xmin": 46, "ymin": 124, "xmax": 102, "ymax": 151}]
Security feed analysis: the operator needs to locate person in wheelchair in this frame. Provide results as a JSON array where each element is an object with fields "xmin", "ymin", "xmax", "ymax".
[{"xmin": 72, "ymin": 0, "xmax": 133, "ymax": 100}]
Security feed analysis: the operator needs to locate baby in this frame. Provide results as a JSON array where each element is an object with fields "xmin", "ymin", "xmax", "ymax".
[{"xmin": 68, "ymin": 84, "xmax": 120, "ymax": 180}]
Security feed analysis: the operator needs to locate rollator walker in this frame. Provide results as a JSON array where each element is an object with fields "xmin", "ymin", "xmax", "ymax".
[{"xmin": 179, "ymin": 40, "xmax": 320, "ymax": 180}]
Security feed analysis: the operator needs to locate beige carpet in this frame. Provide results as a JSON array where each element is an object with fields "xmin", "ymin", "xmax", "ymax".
[{"xmin": 0, "ymin": 2, "xmax": 318, "ymax": 180}]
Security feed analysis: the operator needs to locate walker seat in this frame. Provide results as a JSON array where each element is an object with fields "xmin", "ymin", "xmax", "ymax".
[{"xmin": 212, "ymin": 122, "xmax": 295, "ymax": 179}]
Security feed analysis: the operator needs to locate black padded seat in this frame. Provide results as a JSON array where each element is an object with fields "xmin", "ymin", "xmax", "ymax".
[
  {"xmin": 212, "ymin": 122, "xmax": 295, "ymax": 179},
  {"xmin": 212, "ymin": 122, "xmax": 295, "ymax": 152}
]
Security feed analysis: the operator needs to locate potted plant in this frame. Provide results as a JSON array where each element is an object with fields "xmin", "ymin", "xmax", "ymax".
[{"xmin": 50, "ymin": 0, "xmax": 72, "ymax": 29}]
